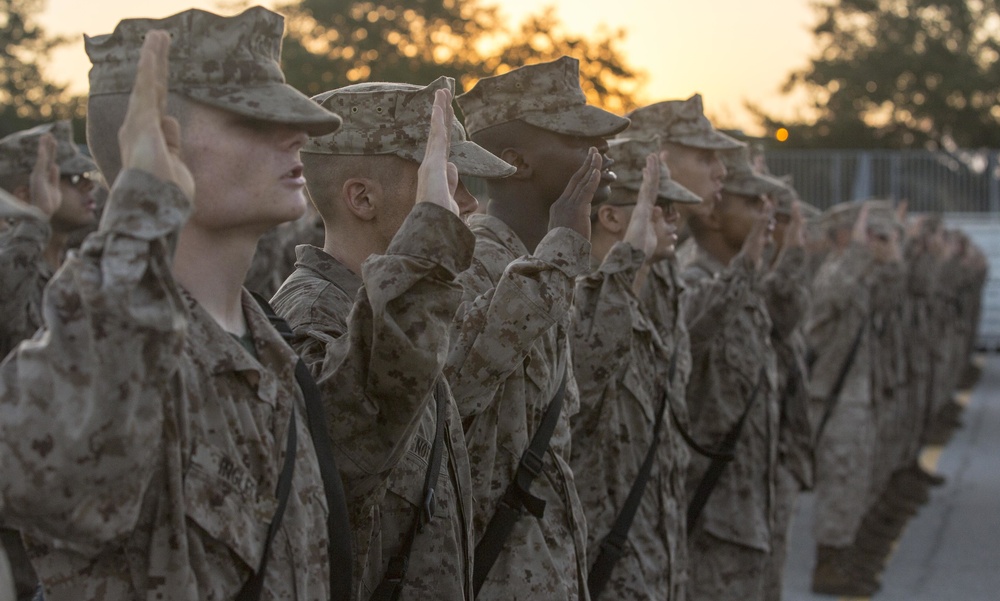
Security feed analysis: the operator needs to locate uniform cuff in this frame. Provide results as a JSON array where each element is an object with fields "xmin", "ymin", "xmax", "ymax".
[
  {"xmin": 387, "ymin": 202, "xmax": 476, "ymax": 276},
  {"xmin": 98, "ymin": 169, "xmax": 192, "ymax": 240},
  {"xmin": 534, "ymin": 227, "xmax": 592, "ymax": 279}
]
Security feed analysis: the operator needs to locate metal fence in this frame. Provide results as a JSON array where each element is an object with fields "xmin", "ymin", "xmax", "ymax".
[{"xmin": 766, "ymin": 149, "xmax": 1000, "ymax": 214}]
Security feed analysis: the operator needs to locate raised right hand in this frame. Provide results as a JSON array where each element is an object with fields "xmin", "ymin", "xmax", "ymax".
[
  {"xmin": 415, "ymin": 88, "xmax": 460, "ymax": 215},
  {"xmin": 623, "ymin": 153, "xmax": 660, "ymax": 260},
  {"xmin": 117, "ymin": 30, "xmax": 194, "ymax": 200},
  {"xmin": 28, "ymin": 133, "xmax": 62, "ymax": 218},
  {"xmin": 548, "ymin": 147, "xmax": 601, "ymax": 240}
]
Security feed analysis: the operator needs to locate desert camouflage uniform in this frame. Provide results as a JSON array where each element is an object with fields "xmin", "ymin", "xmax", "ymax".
[
  {"xmin": 867, "ymin": 261, "xmax": 908, "ymax": 502},
  {"xmin": 806, "ymin": 243, "xmax": 876, "ymax": 548},
  {"xmin": 0, "ymin": 171, "xmax": 332, "ymax": 600},
  {"xmin": 271, "ymin": 204, "xmax": 475, "ymax": 601},
  {"xmin": 0, "ymin": 218, "xmax": 52, "ymax": 359},
  {"xmin": 901, "ymin": 238, "xmax": 937, "ymax": 462},
  {"xmin": 447, "ymin": 214, "xmax": 591, "ymax": 601},
  {"xmin": 759, "ymin": 246, "xmax": 814, "ymax": 601},
  {"xmin": 570, "ymin": 242, "xmax": 686, "ymax": 601},
  {"xmin": 682, "ymin": 246, "xmax": 779, "ymax": 601}
]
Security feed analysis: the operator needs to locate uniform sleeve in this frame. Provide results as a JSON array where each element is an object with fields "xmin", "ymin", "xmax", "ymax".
[
  {"xmin": 680, "ymin": 252, "xmax": 757, "ymax": 349},
  {"xmin": 291, "ymin": 203, "xmax": 474, "ymax": 494},
  {"xmin": 0, "ymin": 218, "xmax": 51, "ymax": 357},
  {"xmin": 803, "ymin": 244, "xmax": 873, "ymax": 399},
  {"xmin": 445, "ymin": 227, "xmax": 591, "ymax": 417},
  {"xmin": 570, "ymin": 242, "xmax": 645, "ymax": 402},
  {"xmin": 0, "ymin": 169, "xmax": 190, "ymax": 555},
  {"xmin": 760, "ymin": 246, "xmax": 811, "ymax": 341}
]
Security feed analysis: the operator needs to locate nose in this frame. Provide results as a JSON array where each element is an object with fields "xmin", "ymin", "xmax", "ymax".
[
  {"xmin": 712, "ymin": 155, "xmax": 727, "ymax": 182},
  {"xmin": 455, "ymin": 181, "xmax": 480, "ymax": 218}
]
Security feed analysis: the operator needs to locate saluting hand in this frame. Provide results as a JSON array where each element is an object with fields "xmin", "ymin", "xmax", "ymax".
[
  {"xmin": 28, "ymin": 133, "xmax": 62, "ymax": 218},
  {"xmin": 548, "ymin": 147, "xmax": 602, "ymax": 241},
  {"xmin": 416, "ymin": 88, "xmax": 461, "ymax": 215},
  {"xmin": 117, "ymin": 29, "xmax": 195, "ymax": 200},
  {"xmin": 623, "ymin": 153, "xmax": 661, "ymax": 261},
  {"xmin": 783, "ymin": 200, "xmax": 806, "ymax": 250}
]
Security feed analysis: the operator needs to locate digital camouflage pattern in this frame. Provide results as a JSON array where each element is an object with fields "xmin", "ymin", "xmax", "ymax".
[
  {"xmin": 570, "ymin": 242, "xmax": 688, "ymax": 601},
  {"xmin": 446, "ymin": 214, "xmax": 591, "ymax": 601},
  {"xmin": 719, "ymin": 148, "xmax": 789, "ymax": 199},
  {"xmin": 688, "ymin": 529, "xmax": 768, "ymax": 601},
  {"xmin": 270, "ymin": 203, "xmax": 476, "ymax": 601},
  {"xmin": 0, "ymin": 121, "xmax": 95, "ymax": 177},
  {"xmin": 805, "ymin": 243, "xmax": 877, "ymax": 547},
  {"xmin": 623, "ymin": 94, "xmax": 743, "ymax": 150},
  {"xmin": 682, "ymin": 246, "xmax": 780, "ymax": 600},
  {"xmin": 85, "ymin": 7, "xmax": 342, "ymax": 136},
  {"xmin": 0, "ymin": 219, "xmax": 52, "ymax": 359},
  {"xmin": 0, "ymin": 170, "xmax": 332, "ymax": 600},
  {"xmin": 307, "ymin": 78, "xmax": 514, "ymax": 179},
  {"xmin": 758, "ymin": 246, "xmax": 814, "ymax": 600},
  {"xmin": 456, "ymin": 56, "xmax": 630, "ymax": 137},
  {"xmin": 639, "ymin": 258, "xmax": 693, "ymax": 601},
  {"xmin": 606, "ymin": 138, "xmax": 702, "ymax": 204}
]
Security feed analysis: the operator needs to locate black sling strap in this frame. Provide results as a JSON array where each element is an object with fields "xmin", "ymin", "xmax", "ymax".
[
  {"xmin": 683, "ymin": 367, "xmax": 766, "ymax": 532},
  {"xmin": 587, "ymin": 352, "xmax": 678, "ymax": 600},
  {"xmin": 472, "ymin": 368, "xmax": 568, "ymax": 595},
  {"xmin": 813, "ymin": 318, "xmax": 868, "ymax": 445},
  {"xmin": 369, "ymin": 379, "xmax": 448, "ymax": 601},
  {"xmin": 252, "ymin": 293, "xmax": 353, "ymax": 601},
  {"xmin": 236, "ymin": 406, "xmax": 297, "ymax": 601}
]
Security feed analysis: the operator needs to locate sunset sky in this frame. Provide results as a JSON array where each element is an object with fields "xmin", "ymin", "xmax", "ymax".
[{"xmin": 38, "ymin": 0, "xmax": 820, "ymax": 134}]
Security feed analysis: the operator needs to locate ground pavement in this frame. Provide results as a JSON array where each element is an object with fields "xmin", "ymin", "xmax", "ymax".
[{"xmin": 781, "ymin": 354, "xmax": 1000, "ymax": 601}]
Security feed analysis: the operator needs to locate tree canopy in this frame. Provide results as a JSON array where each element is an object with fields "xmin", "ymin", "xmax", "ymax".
[
  {"xmin": 277, "ymin": 0, "xmax": 645, "ymax": 115},
  {"xmin": 0, "ymin": 0, "xmax": 82, "ymax": 136},
  {"xmin": 756, "ymin": 0, "xmax": 1000, "ymax": 149}
]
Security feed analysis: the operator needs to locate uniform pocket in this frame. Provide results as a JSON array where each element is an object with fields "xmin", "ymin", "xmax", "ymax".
[{"xmin": 183, "ymin": 442, "xmax": 271, "ymax": 570}]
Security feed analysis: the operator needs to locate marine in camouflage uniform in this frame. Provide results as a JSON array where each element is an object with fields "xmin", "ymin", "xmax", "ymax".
[
  {"xmin": 569, "ymin": 138, "xmax": 701, "ymax": 601},
  {"xmin": 2, "ymin": 8, "xmax": 346, "ymax": 599},
  {"xmin": 245, "ymin": 208, "xmax": 323, "ymax": 299},
  {"xmin": 679, "ymin": 147, "xmax": 784, "ymax": 601},
  {"xmin": 270, "ymin": 78, "xmax": 513, "ymax": 601},
  {"xmin": 622, "ymin": 97, "xmax": 757, "ymax": 600},
  {"xmin": 454, "ymin": 57, "xmax": 629, "ymax": 600},
  {"xmin": 804, "ymin": 202, "xmax": 883, "ymax": 596},
  {"xmin": 0, "ymin": 121, "xmax": 99, "ymax": 359},
  {"xmin": 755, "ymin": 178, "xmax": 815, "ymax": 601}
]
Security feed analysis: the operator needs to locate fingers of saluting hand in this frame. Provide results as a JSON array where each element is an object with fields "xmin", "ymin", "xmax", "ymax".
[
  {"xmin": 416, "ymin": 88, "xmax": 460, "ymax": 214},
  {"xmin": 29, "ymin": 133, "xmax": 61, "ymax": 217},
  {"xmin": 118, "ymin": 30, "xmax": 194, "ymax": 199}
]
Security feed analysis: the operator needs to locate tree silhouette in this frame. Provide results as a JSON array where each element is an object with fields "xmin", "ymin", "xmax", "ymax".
[
  {"xmin": 0, "ymin": 0, "xmax": 82, "ymax": 136},
  {"xmin": 276, "ymin": 0, "xmax": 644, "ymax": 114},
  {"xmin": 755, "ymin": 0, "xmax": 1000, "ymax": 149}
]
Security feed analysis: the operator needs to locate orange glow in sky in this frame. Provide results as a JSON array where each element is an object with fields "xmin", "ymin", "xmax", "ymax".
[{"xmin": 38, "ymin": 0, "xmax": 820, "ymax": 134}]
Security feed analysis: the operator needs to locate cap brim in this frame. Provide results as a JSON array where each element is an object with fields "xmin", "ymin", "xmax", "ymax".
[
  {"xmin": 520, "ymin": 104, "xmax": 630, "ymax": 138},
  {"xmin": 186, "ymin": 83, "xmax": 342, "ymax": 137},
  {"xmin": 59, "ymin": 154, "xmax": 97, "ymax": 175},
  {"xmin": 724, "ymin": 171, "xmax": 789, "ymax": 198},
  {"xmin": 660, "ymin": 180, "xmax": 702, "ymax": 204},
  {"xmin": 447, "ymin": 141, "xmax": 516, "ymax": 178},
  {"xmin": 407, "ymin": 140, "xmax": 515, "ymax": 179},
  {"xmin": 673, "ymin": 130, "xmax": 744, "ymax": 150},
  {"xmin": 0, "ymin": 188, "xmax": 45, "ymax": 220}
]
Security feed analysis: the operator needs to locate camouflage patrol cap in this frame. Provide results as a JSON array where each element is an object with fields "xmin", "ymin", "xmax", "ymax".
[
  {"xmin": 606, "ymin": 138, "xmax": 702, "ymax": 204},
  {"xmin": 821, "ymin": 202, "xmax": 861, "ymax": 232},
  {"xmin": 456, "ymin": 56, "xmax": 630, "ymax": 137},
  {"xmin": 0, "ymin": 121, "xmax": 96, "ymax": 177},
  {"xmin": 0, "ymin": 187, "xmax": 44, "ymax": 220},
  {"xmin": 772, "ymin": 176, "xmax": 822, "ymax": 220},
  {"xmin": 864, "ymin": 199, "xmax": 901, "ymax": 235},
  {"xmin": 85, "ymin": 6, "xmax": 341, "ymax": 136},
  {"xmin": 720, "ymin": 147, "xmax": 788, "ymax": 198},
  {"xmin": 624, "ymin": 95, "xmax": 743, "ymax": 150},
  {"xmin": 305, "ymin": 77, "xmax": 515, "ymax": 178}
]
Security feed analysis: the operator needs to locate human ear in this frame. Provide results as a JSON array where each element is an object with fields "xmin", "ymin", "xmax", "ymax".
[
  {"xmin": 500, "ymin": 148, "xmax": 531, "ymax": 180},
  {"xmin": 342, "ymin": 178, "xmax": 378, "ymax": 221}
]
